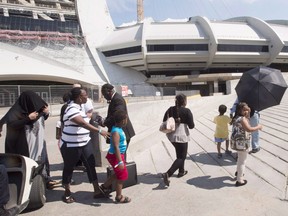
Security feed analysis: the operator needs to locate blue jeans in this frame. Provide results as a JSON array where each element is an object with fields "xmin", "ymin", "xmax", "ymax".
[{"xmin": 250, "ymin": 112, "xmax": 260, "ymax": 149}]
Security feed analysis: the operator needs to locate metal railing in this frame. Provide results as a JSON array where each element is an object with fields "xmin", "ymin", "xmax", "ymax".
[
  {"xmin": 0, "ymin": 84, "xmax": 200, "ymax": 108},
  {"xmin": 0, "ymin": 85, "xmax": 100, "ymax": 107}
]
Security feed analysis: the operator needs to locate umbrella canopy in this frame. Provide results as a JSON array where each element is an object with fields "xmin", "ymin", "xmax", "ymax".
[{"xmin": 235, "ymin": 66, "xmax": 288, "ymax": 111}]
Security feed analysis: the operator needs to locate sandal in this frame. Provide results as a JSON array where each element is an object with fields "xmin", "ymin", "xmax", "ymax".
[
  {"xmin": 46, "ymin": 180, "xmax": 61, "ymax": 190},
  {"xmin": 177, "ymin": 170, "xmax": 188, "ymax": 178},
  {"xmin": 62, "ymin": 195, "xmax": 75, "ymax": 204},
  {"xmin": 93, "ymin": 192, "xmax": 107, "ymax": 199},
  {"xmin": 100, "ymin": 184, "xmax": 112, "ymax": 195},
  {"xmin": 115, "ymin": 195, "xmax": 131, "ymax": 204},
  {"xmin": 94, "ymin": 185, "xmax": 108, "ymax": 199}
]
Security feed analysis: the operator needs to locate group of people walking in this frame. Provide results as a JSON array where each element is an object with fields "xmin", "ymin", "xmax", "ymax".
[
  {"xmin": 0, "ymin": 83, "xmax": 264, "ymax": 214},
  {"xmin": 58, "ymin": 83, "xmax": 134, "ymax": 204},
  {"xmin": 161, "ymin": 95, "xmax": 262, "ymax": 188},
  {"xmin": 0, "ymin": 83, "xmax": 135, "ymax": 215}
]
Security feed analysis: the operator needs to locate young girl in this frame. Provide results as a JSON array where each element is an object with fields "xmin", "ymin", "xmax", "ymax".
[
  {"xmin": 231, "ymin": 102, "xmax": 262, "ymax": 186},
  {"xmin": 213, "ymin": 104, "xmax": 232, "ymax": 158},
  {"xmin": 101, "ymin": 110, "xmax": 131, "ymax": 203}
]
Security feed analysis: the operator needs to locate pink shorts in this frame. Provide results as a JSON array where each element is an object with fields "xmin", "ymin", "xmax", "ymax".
[{"xmin": 106, "ymin": 153, "xmax": 128, "ymax": 181}]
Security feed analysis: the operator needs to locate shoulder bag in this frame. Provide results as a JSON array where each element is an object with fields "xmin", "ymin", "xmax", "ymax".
[{"xmin": 159, "ymin": 108, "xmax": 175, "ymax": 134}]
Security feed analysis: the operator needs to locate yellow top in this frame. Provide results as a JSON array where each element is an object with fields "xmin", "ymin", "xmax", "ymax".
[{"xmin": 213, "ymin": 115, "xmax": 231, "ymax": 139}]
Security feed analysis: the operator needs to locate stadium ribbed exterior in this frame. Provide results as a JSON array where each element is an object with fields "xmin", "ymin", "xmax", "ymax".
[{"xmin": 0, "ymin": 0, "xmax": 288, "ymax": 96}]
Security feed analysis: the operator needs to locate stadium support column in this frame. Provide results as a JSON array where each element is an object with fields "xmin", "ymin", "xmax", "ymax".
[
  {"xmin": 208, "ymin": 81, "xmax": 219, "ymax": 95},
  {"xmin": 213, "ymin": 81, "xmax": 219, "ymax": 93}
]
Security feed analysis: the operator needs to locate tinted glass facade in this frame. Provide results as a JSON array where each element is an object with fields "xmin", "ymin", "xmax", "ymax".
[
  {"xmin": 217, "ymin": 44, "xmax": 269, "ymax": 52},
  {"xmin": 0, "ymin": 15, "xmax": 81, "ymax": 35},
  {"xmin": 147, "ymin": 44, "xmax": 209, "ymax": 52}
]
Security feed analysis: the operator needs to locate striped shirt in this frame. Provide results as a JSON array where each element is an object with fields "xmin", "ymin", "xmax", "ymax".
[{"xmin": 61, "ymin": 102, "xmax": 91, "ymax": 147}]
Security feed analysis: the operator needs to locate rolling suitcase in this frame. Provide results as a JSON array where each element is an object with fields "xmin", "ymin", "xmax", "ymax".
[{"xmin": 106, "ymin": 161, "xmax": 138, "ymax": 191}]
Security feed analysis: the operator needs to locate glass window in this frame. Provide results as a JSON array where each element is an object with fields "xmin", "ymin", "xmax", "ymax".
[
  {"xmin": 217, "ymin": 44, "xmax": 269, "ymax": 52},
  {"xmin": 147, "ymin": 44, "xmax": 208, "ymax": 52}
]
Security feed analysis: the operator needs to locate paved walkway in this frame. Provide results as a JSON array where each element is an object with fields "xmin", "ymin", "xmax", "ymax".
[{"xmin": 1, "ymin": 77, "xmax": 288, "ymax": 216}]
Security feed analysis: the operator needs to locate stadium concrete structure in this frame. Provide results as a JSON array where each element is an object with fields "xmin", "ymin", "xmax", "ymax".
[{"xmin": 0, "ymin": 0, "xmax": 288, "ymax": 96}]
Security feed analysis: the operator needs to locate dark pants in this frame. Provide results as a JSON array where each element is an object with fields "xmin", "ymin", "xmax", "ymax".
[
  {"xmin": 0, "ymin": 165, "xmax": 9, "ymax": 207},
  {"xmin": 61, "ymin": 140, "xmax": 98, "ymax": 185},
  {"xmin": 124, "ymin": 139, "xmax": 131, "ymax": 162},
  {"xmin": 167, "ymin": 142, "xmax": 188, "ymax": 177}
]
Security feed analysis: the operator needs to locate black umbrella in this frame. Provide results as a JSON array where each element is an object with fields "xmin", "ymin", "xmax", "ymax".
[{"xmin": 235, "ymin": 66, "xmax": 288, "ymax": 111}]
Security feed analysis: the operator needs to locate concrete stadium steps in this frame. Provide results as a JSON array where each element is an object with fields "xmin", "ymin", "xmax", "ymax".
[{"xmin": 130, "ymin": 81, "xmax": 288, "ymax": 201}]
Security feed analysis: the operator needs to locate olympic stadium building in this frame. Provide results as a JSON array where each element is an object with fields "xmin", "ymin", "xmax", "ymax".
[{"xmin": 0, "ymin": 0, "xmax": 288, "ymax": 98}]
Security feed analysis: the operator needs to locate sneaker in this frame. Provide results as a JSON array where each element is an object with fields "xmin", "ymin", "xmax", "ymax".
[
  {"xmin": 225, "ymin": 150, "xmax": 232, "ymax": 155},
  {"xmin": 251, "ymin": 148, "xmax": 260, "ymax": 154},
  {"xmin": 217, "ymin": 153, "xmax": 222, "ymax": 159}
]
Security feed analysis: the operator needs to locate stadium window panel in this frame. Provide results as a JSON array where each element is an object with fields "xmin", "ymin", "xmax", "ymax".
[
  {"xmin": 217, "ymin": 44, "xmax": 269, "ymax": 52},
  {"xmin": 281, "ymin": 46, "xmax": 288, "ymax": 52},
  {"xmin": 147, "ymin": 44, "xmax": 208, "ymax": 52},
  {"xmin": 102, "ymin": 46, "xmax": 142, "ymax": 57}
]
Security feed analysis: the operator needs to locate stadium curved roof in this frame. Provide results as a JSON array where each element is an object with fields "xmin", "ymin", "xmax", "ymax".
[
  {"xmin": 99, "ymin": 16, "xmax": 288, "ymax": 77},
  {"xmin": 0, "ymin": 0, "xmax": 288, "ymax": 87}
]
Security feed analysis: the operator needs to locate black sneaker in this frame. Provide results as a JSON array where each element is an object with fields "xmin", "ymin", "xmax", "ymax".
[
  {"xmin": 225, "ymin": 150, "xmax": 232, "ymax": 155},
  {"xmin": 251, "ymin": 148, "xmax": 260, "ymax": 153}
]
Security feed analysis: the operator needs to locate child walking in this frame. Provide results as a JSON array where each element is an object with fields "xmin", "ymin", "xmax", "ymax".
[
  {"xmin": 100, "ymin": 110, "xmax": 131, "ymax": 203},
  {"xmin": 213, "ymin": 104, "xmax": 232, "ymax": 158},
  {"xmin": 231, "ymin": 102, "xmax": 262, "ymax": 186}
]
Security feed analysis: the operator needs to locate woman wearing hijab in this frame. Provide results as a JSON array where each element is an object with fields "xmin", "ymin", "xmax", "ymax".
[{"xmin": 3, "ymin": 91, "xmax": 55, "ymax": 188}]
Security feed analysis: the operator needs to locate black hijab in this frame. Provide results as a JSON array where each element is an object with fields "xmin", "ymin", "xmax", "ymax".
[
  {"xmin": 4, "ymin": 91, "xmax": 48, "ymax": 126},
  {"xmin": 17, "ymin": 91, "xmax": 48, "ymax": 114},
  {"xmin": 4, "ymin": 91, "xmax": 48, "ymax": 156}
]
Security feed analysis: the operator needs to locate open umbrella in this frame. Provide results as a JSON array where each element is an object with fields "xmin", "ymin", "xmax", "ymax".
[{"xmin": 235, "ymin": 66, "xmax": 288, "ymax": 111}]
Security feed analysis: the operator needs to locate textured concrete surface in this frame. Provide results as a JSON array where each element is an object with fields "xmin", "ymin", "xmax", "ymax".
[{"xmin": 1, "ymin": 76, "xmax": 288, "ymax": 216}]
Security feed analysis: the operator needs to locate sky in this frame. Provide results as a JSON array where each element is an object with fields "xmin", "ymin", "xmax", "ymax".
[{"xmin": 106, "ymin": 0, "xmax": 288, "ymax": 26}]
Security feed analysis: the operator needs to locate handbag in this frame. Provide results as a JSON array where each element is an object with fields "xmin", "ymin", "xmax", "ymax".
[
  {"xmin": 159, "ymin": 117, "xmax": 175, "ymax": 133},
  {"xmin": 159, "ymin": 108, "xmax": 176, "ymax": 133}
]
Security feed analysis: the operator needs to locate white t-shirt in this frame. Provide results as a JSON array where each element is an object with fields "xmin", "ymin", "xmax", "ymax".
[
  {"xmin": 56, "ymin": 120, "xmax": 61, "ymax": 128},
  {"xmin": 83, "ymin": 98, "xmax": 93, "ymax": 115}
]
